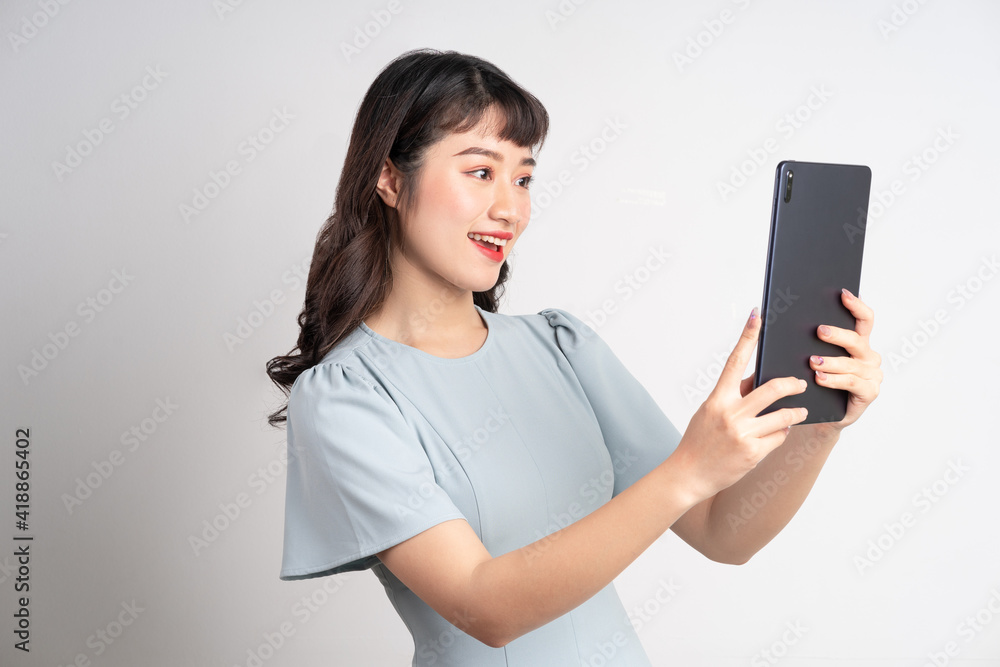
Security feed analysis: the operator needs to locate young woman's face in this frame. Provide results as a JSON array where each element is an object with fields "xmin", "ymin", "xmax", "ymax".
[{"xmin": 391, "ymin": 117, "xmax": 536, "ymax": 295}]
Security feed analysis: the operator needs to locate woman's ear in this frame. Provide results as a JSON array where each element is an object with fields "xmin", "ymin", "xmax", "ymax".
[{"xmin": 375, "ymin": 159, "xmax": 402, "ymax": 208}]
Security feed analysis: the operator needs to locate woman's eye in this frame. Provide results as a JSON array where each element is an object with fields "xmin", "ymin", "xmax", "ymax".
[
  {"xmin": 517, "ymin": 175, "xmax": 533, "ymax": 189},
  {"xmin": 471, "ymin": 168, "xmax": 491, "ymax": 180}
]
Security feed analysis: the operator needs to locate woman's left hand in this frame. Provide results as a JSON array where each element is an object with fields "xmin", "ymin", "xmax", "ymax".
[{"xmin": 740, "ymin": 288, "xmax": 883, "ymax": 432}]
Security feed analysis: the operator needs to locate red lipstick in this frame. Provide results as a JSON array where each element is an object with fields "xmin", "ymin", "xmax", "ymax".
[
  {"xmin": 469, "ymin": 237, "xmax": 504, "ymax": 262},
  {"xmin": 468, "ymin": 231, "xmax": 509, "ymax": 263}
]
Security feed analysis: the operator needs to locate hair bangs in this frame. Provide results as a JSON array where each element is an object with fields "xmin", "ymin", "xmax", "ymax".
[{"xmin": 436, "ymin": 68, "xmax": 548, "ymax": 152}]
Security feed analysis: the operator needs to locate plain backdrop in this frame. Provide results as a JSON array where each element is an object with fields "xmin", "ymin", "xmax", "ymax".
[{"xmin": 2, "ymin": 1, "xmax": 999, "ymax": 665}]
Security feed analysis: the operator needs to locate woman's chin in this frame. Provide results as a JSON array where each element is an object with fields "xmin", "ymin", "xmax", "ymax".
[
  {"xmin": 475, "ymin": 274, "xmax": 505, "ymax": 294},
  {"xmin": 456, "ymin": 268, "xmax": 504, "ymax": 294}
]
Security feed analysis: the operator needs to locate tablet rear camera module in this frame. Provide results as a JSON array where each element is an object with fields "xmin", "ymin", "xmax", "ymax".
[{"xmin": 784, "ymin": 170, "xmax": 794, "ymax": 203}]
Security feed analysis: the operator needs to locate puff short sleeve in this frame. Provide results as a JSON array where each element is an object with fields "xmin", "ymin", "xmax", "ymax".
[
  {"xmin": 279, "ymin": 362, "xmax": 466, "ymax": 580},
  {"xmin": 541, "ymin": 308, "xmax": 684, "ymax": 497}
]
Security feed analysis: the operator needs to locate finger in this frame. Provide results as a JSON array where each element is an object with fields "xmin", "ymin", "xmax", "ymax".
[
  {"xmin": 754, "ymin": 425, "xmax": 796, "ymax": 459},
  {"xmin": 814, "ymin": 369, "xmax": 880, "ymax": 400},
  {"xmin": 817, "ymin": 325, "xmax": 880, "ymax": 364},
  {"xmin": 809, "ymin": 354, "xmax": 881, "ymax": 380},
  {"xmin": 816, "ymin": 324, "xmax": 882, "ymax": 366},
  {"xmin": 741, "ymin": 376, "xmax": 807, "ymax": 419},
  {"xmin": 746, "ymin": 406, "xmax": 809, "ymax": 439},
  {"xmin": 817, "ymin": 325, "xmax": 871, "ymax": 359},
  {"xmin": 739, "ymin": 375, "xmax": 754, "ymax": 398},
  {"xmin": 841, "ymin": 289, "xmax": 875, "ymax": 338},
  {"xmin": 718, "ymin": 308, "xmax": 762, "ymax": 391}
]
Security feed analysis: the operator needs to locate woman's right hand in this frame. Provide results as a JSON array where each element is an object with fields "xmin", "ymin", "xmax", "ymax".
[{"xmin": 671, "ymin": 307, "xmax": 809, "ymax": 505}]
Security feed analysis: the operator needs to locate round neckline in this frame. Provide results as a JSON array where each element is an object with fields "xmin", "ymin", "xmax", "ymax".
[{"xmin": 359, "ymin": 304, "xmax": 494, "ymax": 364}]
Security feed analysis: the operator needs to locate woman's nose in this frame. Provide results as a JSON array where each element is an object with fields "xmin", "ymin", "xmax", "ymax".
[{"xmin": 489, "ymin": 182, "xmax": 521, "ymax": 225}]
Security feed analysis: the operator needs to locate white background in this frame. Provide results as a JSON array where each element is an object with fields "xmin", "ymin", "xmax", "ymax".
[{"xmin": 2, "ymin": 1, "xmax": 999, "ymax": 665}]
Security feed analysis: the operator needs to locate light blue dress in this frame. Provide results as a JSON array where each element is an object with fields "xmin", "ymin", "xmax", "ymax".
[{"xmin": 279, "ymin": 306, "xmax": 682, "ymax": 666}]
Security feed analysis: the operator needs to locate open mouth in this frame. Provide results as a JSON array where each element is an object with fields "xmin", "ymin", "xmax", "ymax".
[
  {"xmin": 467, "ymin": 232, "xmax": 507, "ymax": 253},
  {"xmin": 467, "ymin": 232, "xmax": 509, "ymax": 263}
]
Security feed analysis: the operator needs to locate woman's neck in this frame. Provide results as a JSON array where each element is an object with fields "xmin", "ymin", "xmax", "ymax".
[{"xmin": 364, "ymin": 277, "xmax": 488, "ymax": 359}]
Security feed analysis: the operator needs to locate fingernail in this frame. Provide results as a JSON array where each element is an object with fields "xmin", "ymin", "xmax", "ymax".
[
  {"xmin": 816, "ymin": 369, "xmax": 827, "ymax": 380},
  {"xmin": 819, "ymin": 325, "xmax": 831, "ymax": 337},
  {"xmin": 842, "ymin": 288, "xmax": 855, "ymax": 300},
  {"xmin": 800, "ymin": 407, "xmax": 809, "ymax": 419},
  {"xmin": 799, "ymin": 378, "xmax": 807, "ymax": 389},
  {"xmin": 748, "ymin": 307, "xmax": 758, "ymax": 327},
  {"xmin": 811, "ymin": 355, "xmax": 824, "ymax": 365}
]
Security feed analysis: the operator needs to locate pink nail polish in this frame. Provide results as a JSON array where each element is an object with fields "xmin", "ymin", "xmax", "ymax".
[{"xmin": 842, "ymin": 288, "xmax": 854, "ymax": 300}]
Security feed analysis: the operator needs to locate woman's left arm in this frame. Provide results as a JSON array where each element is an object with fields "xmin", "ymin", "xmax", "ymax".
[{"xmin": 672, "ymin": 288, "xmax": 883, "ymax": 564}]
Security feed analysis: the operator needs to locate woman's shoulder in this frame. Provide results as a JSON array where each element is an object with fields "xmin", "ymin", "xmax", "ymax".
[
  {"xmin": 486, "ymin": 305, "xmax": 593, "ymax": 332},
  {"xmin": 488, "ymin": 306, "xmax": 602, "ymax": 352},
  {"xmin": 288, "ymin": 326, "xmax": 385, "ymax": 403}
]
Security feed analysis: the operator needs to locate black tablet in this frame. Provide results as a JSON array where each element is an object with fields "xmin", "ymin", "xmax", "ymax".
[{"xmin": 753, "ymin": 160, "xmax": 872, "ymax": 424}]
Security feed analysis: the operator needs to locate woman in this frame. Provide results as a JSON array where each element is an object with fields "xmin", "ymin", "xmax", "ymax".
[{"xmin": 266, "ymin": 48, "xmax": 882, "ymax": 665}]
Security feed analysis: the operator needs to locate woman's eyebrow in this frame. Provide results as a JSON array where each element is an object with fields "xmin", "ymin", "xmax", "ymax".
[{"xmin": 452, "ymin": 146, "xmax": 536, "ymax": 167}]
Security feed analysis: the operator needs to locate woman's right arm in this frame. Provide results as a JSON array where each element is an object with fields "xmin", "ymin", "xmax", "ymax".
[{"xmin": 377, "ymin": 308, "xmax": 808, "ymax": 648}]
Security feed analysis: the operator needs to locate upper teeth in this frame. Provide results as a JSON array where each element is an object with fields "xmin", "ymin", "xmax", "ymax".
[{"xmin": 469, "ymin": 233, "xmax": 507, "ymax": 247}]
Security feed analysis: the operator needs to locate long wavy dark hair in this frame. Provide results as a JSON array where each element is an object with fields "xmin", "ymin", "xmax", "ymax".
[{"xmin": 265, "ymin": 49, "xmax": 549, "ymax": 426}]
